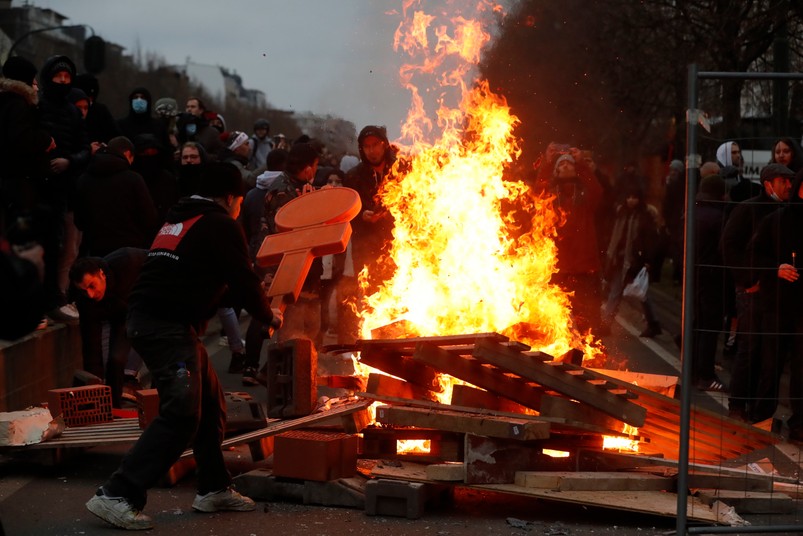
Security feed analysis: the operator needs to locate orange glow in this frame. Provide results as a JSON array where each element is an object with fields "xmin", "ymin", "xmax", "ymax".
[
  {"xmin": 397, "ymin": 439, "xmax": 432, "ymax": 454},
  {"xmin": 542, "ymin": 449, "xmax": 571, "ymax": 458},
  {"xmin": 602, "ymin": 424, "xmax": 640, "ymax": 452},
  {"xmin": 358, "ymin": 1, "xmax": 602, "ymax": 364}
]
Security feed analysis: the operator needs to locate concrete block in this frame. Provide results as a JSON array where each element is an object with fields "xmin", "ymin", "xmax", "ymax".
[
  {"xmin": 232, "ymin": 469, "xmax": 366, "ymax": 508},
  {"xmin": 365, "ymin": 479, "xmax": 426, "ymax": 519}
]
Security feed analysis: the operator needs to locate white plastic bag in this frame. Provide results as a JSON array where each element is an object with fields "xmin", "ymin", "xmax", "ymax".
[{"xmin": 622, "ymin": 266, "xmax": 649, "ymax": 302}]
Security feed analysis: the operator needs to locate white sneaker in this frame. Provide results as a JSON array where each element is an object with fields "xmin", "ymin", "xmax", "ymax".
[
  {"xmin": 48, "ymin": 303, "xmax": 80, "ymax": 324},
  {"xmin": 86, "ymin": 490, "xmax": 153, "ymax": 530},
  {"xmin": 192, "ymin": 487, "xmax": 256, "ymax": 513}
]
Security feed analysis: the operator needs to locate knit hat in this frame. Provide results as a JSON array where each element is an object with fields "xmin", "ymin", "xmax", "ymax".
[
  {"xmin": 553, "ymin": 153, "xmax": 575, "ymax": 176},
  {"xmin": 198, "ymin": 162, "xmax": 245, "ymax": 198},
  {"xmin": 50, "ymin": 60, "xmax": 74, "ymax": 77},
  {"xmin": 358, "ymin": 125, "xmax": 388, "ymax": 146},
  {"xmin": 2, "ymin": 56, "xmax": 37, "ymax": 86},
  {"xmin": 759, "ymin": 163, "xmax": 794, "ymax": 183},
  {"xmin": 227, "ymin": 131, "xmax": 249, "ymax": 151},
  {"xmin": 669, "ymin": 159, "xmax": 683, "ymax": 173},
  {"xmin": 67, "ymin": 87, "xmax": 89, "ymax": 105},
  {"xmin": 697, "ymin": 174, "xmax": 727, "ymax": 201},
  {"xmin": 153, "ymin": 97, "xmax": 178, "ymax": 118}
]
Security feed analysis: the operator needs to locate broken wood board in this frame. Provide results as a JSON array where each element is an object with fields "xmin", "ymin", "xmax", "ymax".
[
  {"xmin": 358, "ymin": 332, "xmax": 511, "ymax": 353},
  {"xmin": 589, "ymin": 368, "xmax": 678, "ymax": 398},
  {"xmin": 412, "ymin": 343, "xmax": 546, "ymax": 411},
  {"xmin": 477, "ymin": 484, "xmax": 725, "ymax": 524},
  {"xmin": 375, "ymin": 405, "xmax": 550, "ymax": 441},
  {"xmin": 449, "ymin": 384, "xmax": 535, "ymax": 415},
  {"xmin": 368, "ymin": 459, "xmax": 726, "ymax": 524},
  {"xmin": 471, "ymin": 339, "xmax": 647, "ymax": 427},
  {"xmin": 358, "ymin": 391, "xmax": 635, "ymax": 438},
  {"xmin": 426, "ymin": 462, "xmax": 464, "ymax": 482},
  {"xmin": 366, "ymin": 373, "xmax": 439, "ymax": 403},
  {"xmin": 464, "ymin": 433, "xmax": 574, "ymax": 485},
  {"xmin": 576, "ymin": 449, "xmax": 798, "ymax": 486},
  {"xmin": 358, "ymin": 349, "xmax": 441, "ymax": 392},
  {"xmin": 514, "ymin": 470, "xmax": 672, "ymax": 492},
  {"xmin": 696, "ymin": 490, "xmax": 795, "ymax": 514}
]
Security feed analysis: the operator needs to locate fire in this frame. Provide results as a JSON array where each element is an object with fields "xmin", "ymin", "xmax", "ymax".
[
  {"xmin": 358, "ymin": 1, "xmax": 602, "ymax": 363},
  {"xmin": 397, "ymin": 439, "xmax": 431, "ymax": 454},
  {"xmin": 602, "ymin": 424, "xmax": 641, "ymax": 453}
]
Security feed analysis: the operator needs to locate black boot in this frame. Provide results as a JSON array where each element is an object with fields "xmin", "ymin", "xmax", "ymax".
[
  {"xmin": 228, "ymin": 351, "xmax": 246, "ymax": 373},
  {"xmin": 639, "ymin": 322, "xmax": 661, "ymax": 338}
]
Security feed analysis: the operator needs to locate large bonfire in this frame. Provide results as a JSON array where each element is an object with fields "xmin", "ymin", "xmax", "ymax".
[{"xmin": 356, "ymin": 1, "xmax": 602, "ymax": 364}]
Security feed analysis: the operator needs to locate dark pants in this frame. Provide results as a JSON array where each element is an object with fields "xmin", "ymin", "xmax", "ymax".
[
  {"xmin": 751, "ymin": 310, "xmax": 791, "ymax": 422},
  {"xmin": 103, "ymin": 313, "xmax": 230, "ymax": 510},
  {"xmin": 551, "ymin": 272, "xmax": 601, "ymax": 335},
  {"xmin": 728, "ymin": 290, "xmax": 761, "ymax": 412}
]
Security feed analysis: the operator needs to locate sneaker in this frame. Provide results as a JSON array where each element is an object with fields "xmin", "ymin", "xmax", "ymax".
[
  {"xmin": 48, "ymin": 303, "xmax": 80, "ymax": 324},
  {"xmin": 192, "ymin": 487, "xmax": 256, "ymax": 513},
  {"xmin": 228, "ymin": 352, "xmax": 246, "ymax": 374},
  {"xmin": 241, "ymin": 367, "xmax": 259, "ymax": 386},
  {"xmin": 86, "ymin": 489, "xmax": 153, "ymax": 530}
]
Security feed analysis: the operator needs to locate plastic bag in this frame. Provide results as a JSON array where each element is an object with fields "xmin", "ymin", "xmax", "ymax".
[{"xmin": 622, "ymin": 266, "xmax": 649, "ymax": 302}]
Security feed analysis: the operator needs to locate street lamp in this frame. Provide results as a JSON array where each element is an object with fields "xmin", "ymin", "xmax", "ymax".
[{"xmin": 5, "ymin": 24, "xmax": 105, "ymax": 74}]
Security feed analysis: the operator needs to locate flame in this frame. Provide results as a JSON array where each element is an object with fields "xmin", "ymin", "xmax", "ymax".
[
  {"xmin": 602, "ymin": 424, "xmax": 640, "ymax": 452},
  {"xmin": 358, "ymin": 1, "xmax": 602, "ymax": 363},
  {"xmin": 397, "ymin": 439, "xmax": 432, "ymax": 454}
]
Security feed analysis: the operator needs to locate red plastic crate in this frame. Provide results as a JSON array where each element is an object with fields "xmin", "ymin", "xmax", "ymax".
[{"xmin": 47, "ymin": 385, "xmax": 113, "ymax": 427}]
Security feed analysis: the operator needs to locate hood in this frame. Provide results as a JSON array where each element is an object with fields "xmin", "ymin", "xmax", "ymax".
[
  {"xmin": 716, "ymin": 142, "xmax": 734, "ymax": 167},
  {"xmin": 256, "ymin": 170, "xmax": 283, "ymax": 190},
  {"xmin": 127, "ymin": 86, "xmax": 153, "ymax": 116},
  {"xmin": 164, "ymin": 196, "xmax": 226, "ymax": 224},
  {"xmin": 86, "ymin": 151, "xmax": 130, "ymax": 176},
  {"xmin": 40, "ymin": 55, "xmax": 76, "ymax": 90},
  {"xmin": 0, "ymin": 77, "xmax": 38, "ymax": 105}
]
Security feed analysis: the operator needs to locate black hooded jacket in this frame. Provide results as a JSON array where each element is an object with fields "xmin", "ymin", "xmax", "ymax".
[
  {"xmin": 0, "ymin": 77, "xmax": 51, "ymax": 181},
  {"xmin": 128, "ymin": 197, "xmax": 274, "ymax": 329},
  {"xmin": 74, "ymin": 150, "xmax": 158, "ymax": 257},
  {"xmin": 116, "ymin": 87, "xmax": 170, "ymax": 151}
]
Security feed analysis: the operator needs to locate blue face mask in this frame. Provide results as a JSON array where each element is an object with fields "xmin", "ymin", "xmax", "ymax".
[
  {"xmin": 185, "ymin": 123, "xmax": 197, "ymax": 136},
  {"xmin": 131, "ymin": 97, "xmax": 148, "ymax": 114}
]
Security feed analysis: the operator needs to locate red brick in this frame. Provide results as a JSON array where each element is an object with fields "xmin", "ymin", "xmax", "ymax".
[
  {"xmin": 273, "ymin": 430, "xmax": 357, "ymax": 482},
  {"xmin": 47, "ymin": 385, "xmax": 112, "ymax": 427},
  {"xmin": 266, "ymin": 339, "xmax": 317, "ymax": 418}
]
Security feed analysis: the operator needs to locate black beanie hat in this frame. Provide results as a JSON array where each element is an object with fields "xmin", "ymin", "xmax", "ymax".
[
  {"xmin": 2, "ymin": 56, "xmax": 37, "ymax": 86},
  {"xmin": 198, "ymin": 162, "xmax": 245, "ymax": 198},
  {"xmin": 358, "ymin": 125, "xmax": 389, "ymax": 146}
]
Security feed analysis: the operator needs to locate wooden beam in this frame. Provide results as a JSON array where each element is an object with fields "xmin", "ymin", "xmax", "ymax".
[
  {"xmin": 358, "ymin": 349, "xmax": 442, "ymax": 391},
  {"xmin": 412, "ymin": 343, "xmax": 546, "ymax": 411},
  {"xmin": 449, "ymin": 384, "xmax": 535, "ymax": 415},
  {"xmin": 471, "ymin": 339, "xmax": 646, "ymax": 427},
  {"xmin": 365, "ymin": 373, "xmax": 440, "ymax": 403},
  {"xmin": 514, "ymin": 471, "xmax": 673, "ymax": 492},
  {"xmin": 376, "ymin": 404, "xmax": 550, "ymax": 441},
  {"xmin": 358, "ymin": 332, "xmax": 510, "ymax": 353}
]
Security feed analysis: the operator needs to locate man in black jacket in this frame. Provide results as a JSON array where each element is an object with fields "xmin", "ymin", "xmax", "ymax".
[
  {"xmin": 86, "ymin": 162, "xmax": 281, "ymax": 530},
  {"xmin": 69, "ymin": 247, "xmax": 148, "ymax": 408},
  {"xmin": 721, "ymin": 163, "xmax": 794, "ymax": 421}
]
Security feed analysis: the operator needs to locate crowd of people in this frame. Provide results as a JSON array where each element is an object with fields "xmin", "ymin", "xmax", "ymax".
[
  {"xmin": 0, "ymin": 53, "xmax": 399, "ymax": 530},
  {"xmin": 3, "ymin": 51, "xmax": 803, "ymax": 529}
]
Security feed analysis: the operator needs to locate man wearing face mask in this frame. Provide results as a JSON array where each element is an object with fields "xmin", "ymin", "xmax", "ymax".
[
  {"xmin": 38, "ymin": 55, "xmax": 91, "ymax": 322},
  {"xmin": 721, "ymin": 163, "xmax": 794, "ymax": 422},
  {"xmin": 116, "ymin": 87, "xmax": 171, "ymax": 154}
]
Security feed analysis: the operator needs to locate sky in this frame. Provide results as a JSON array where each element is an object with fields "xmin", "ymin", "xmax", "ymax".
[{"xmin": 15, "ymin": 1, "xmax": 418, "ymax": 139}]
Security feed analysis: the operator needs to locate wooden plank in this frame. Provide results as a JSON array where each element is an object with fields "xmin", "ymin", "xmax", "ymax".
[
  {"xmin": 375, "ymin": 405, "xmax": 550, "ymax": 441},
  {"xmin": 696, "ymin": 490, "xmax": 795, "ymax": 514},
  {"xmin": 514, "ymin": 471, "xmax": 673, "ymax": 492},
  {"xmin": 449, "ymin": 384, "xmax": 535, "ymax": 415},
  {"xmin": 366, "ymin": 373, "xmax": 439, "ymax": 403},
  {"xmin": 471, "ymin": 340, "xmax": 646, "ymax": 427},
  {"xmin": 412, "ymin": 343, "xmax": 546, "ymax": 411},
  {"xmin": 538, "ymin": 394, "xmax": 624, "ymax": 430},
  {"xmin": 358, "ymin": 349, "xmax": 442, "ymax": 391},
  {"xmin": 425, "ymin": 463, "xmax": 464, "ymax": 482},
  {"xmin": 357, "ymin": 392, "xmax": 633, "ymax": 437},
  {"xmin": 359, "ymin": 332, "xmax": 509, "ymax": 352},
  {"xmin": 477, "ymin": 484, "xmax": 724, "ymax": 524},
  {"xmin": 589, "ymin": 368, "xmax": 678, "ymax": 397},
  {"xmin": 685, "ymin": 472, "xmax": 772, "ymax": 492}
]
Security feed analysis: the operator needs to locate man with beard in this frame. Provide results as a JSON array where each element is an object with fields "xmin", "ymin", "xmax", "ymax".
[
  {"xmin": 341, "ymin": 125, "xmax": 399, "ymax": 342},
  {"xmin": 69, "ymin": 247, "xmax": 148, "ymax": 408}
]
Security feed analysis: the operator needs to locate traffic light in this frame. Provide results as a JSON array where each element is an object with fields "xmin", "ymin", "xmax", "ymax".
[{"xmin": 84, "ymin": 35, "xmax": 105, "ymax": 74}]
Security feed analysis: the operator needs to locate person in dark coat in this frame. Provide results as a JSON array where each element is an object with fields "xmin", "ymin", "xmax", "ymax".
[
  {"xmin": 0, "ymin": 56, "xmax": 52, "ymax": 236},
  {"xmin": 721, "ymin": 163, "xmax": 794, "ymax": 421},
  {"xmin": 69, "ymin": 247, "xmax": 148, "ymax": 408},
  {"xmin": 38, "ymin": 55, "xmax": 91, "ymax": 318},
  {"xmin": 85, "ymin": 163, "xmax": 281, "ymax": 530},
  {"xmin": 131, "ymin": 133, "xmax": 179, "ymax": 223},
  {"xmin": 74, "ymin": 73, "xmax": 121, "ymax": 148},
  {"xmin": 691, "ymin": 174, "xmax": 730, "ymax": 391},
  {"xmin": 74, "ymin": 136, "xmax": 158, "ymax": 257},
  {"xmin": 116, "ymin": 87, "xmax": 170, "ymax": 153},
  {"xmin": 747, "ymin": 170, "xmax": 803, "ymax": 428}
]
